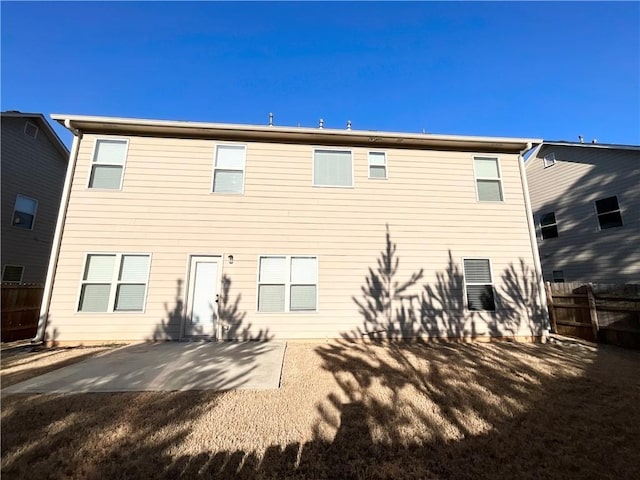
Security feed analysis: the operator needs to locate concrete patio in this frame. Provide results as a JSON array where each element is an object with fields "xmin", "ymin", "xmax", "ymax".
[{"xmin": 3, "ymin": 341, "xmax": 287, "ymax": 394}]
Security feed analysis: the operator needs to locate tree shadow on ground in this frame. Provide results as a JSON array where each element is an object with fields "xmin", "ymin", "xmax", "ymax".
[
  {"xmin": 4, "ymin": 232, "xmax": 639, "ymax": 479},
  {"xmin": 5, "ymin": 341, "xmax": 637, "ymax": 479}
]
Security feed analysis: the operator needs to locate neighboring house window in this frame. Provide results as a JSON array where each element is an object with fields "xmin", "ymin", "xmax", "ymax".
[
  {"xmin": 78, "ymin": 254, "xmax": 151, "ymax": 312},
  {"xmin": 473, "ymin": 156, "xmax": 503, "ymax": 201},
  {"xmin": 258, "ymin": 256, "xmax": 318, "ymax": 312},
  {"xmin": 313, "ymin": 150, "xmax": 353, "ymax": 187},
  {"xmin": 12, "ymin": 194, "xmax": 38, "ymax": 230},
  {"xmin": 540, "ymin": 212, "xmax": 559, "ymax": 239},
  {"xmin": 543, "ymin": 152, "xmax": 556, "ymax": 168},
  {"xmin": 463, "ymin": 258, "xmax": 496, "ymax": 311},
  {"xmin": 552, "ymin": 270, "xmax": 565, "ymax": 283},
  {"xmin": 212, "ymin": 145, "xmax": 246, "ymax": 194},
  {"xmin": 368, "ymin": 152, "xmax": 387, "ymax": 179},
  {"xmin": 24, "ymin": 121, "xmax": 38, "ymax": 138},
  {"xmin": 2, "ymin": 265, "xmax": 24, "ymax": 283},
  {"xmin": 595, "ymin": 196, "xmax": 623, "ymax": 229},
  {"xmin": 89, "ymin": 139, "xmax": 128, "ymax": 189}
]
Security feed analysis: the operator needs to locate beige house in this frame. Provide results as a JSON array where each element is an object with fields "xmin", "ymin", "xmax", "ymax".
[
  {"xmin": 526, "ymin": 142, "xmax": 640, "ymax": 284},
  {"xmin": 1, "ymin": 112, "xmax": 69, "ymax": 284},
  {"xmin": 36, "ymin": 114, "xmax": 548, "ymax": 343}
]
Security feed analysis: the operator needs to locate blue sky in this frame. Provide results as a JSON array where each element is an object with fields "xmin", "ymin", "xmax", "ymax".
[{"xmin": 2, "ymin": 2, "xmax": 639, "ymax": 147}]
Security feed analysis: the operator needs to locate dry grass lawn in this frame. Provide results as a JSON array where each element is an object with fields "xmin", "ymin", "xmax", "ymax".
[{"xmin": 2, "ymin": 339, "xmax": 639, "ymax": 479}]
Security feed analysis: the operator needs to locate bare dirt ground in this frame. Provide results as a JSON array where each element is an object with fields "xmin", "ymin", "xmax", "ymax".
[{"xmin": 2, "ymin": 340, "xmax": 639, "ymax": 479}]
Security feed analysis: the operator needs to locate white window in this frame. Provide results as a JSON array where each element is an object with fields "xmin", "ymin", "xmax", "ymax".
[
  {"xmin": 595, "ymin": 196, "xmax": 623, "ymax": 230},
  {"xmin": 313, "ymin": 150, "xmax": 353, "ymax": 187},
  {"xmin": 89, "ymin": 139, "xmax": 128, "ymax": 189},
  {"xmin": 258, "ymin": 256, "xmax": 318, "ymax": 312},
  {"xmin": 463, "ymin": 258, "xmax": 496, "ymax": 311},
  {"xmin": 368, "ymin": 152, "xmax": 387, "ymax": 179},
  {"xmin": 473, "ymin": 156, "xmax": 503, "ymax": 202},
  {"xmin": 543, "ymin": 152, "xmax": 556, "ymax": 168},
  {"xmin": 12, "ymin": 194, "xmax": 38, "ymax": 230},
  {"xmin": 2, "ymin": 265, "xmax": 24, "ymax": 283},
  {"xmin": 78, "ymin": 254, "xmax": 151, "ymax": 312},
  {"xmin": 540, "ymin": 212, "xmax": 559, "ymax": 239},
  {"xmin": 552, "ymin": 270, "xmax": 565, "ymax": 283},
  {"xmin": 24, "ymin": 121, "xmax": 38, "ymax": 139},
  {"xmin": 212, "ymin": 145, "xmax": 246, "ymax": 194}
]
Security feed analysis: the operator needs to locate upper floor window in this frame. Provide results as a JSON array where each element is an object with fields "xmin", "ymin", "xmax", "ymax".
[
  {"xmin": 595, "ymin": 196, "xmax": 623, "ymax": 230},
  {"xmin": 463, "ymin": 258, "xmax": 496, "ymax": 311},
  {"xmin": 313, "ymin": 150, "xmax": 353, "ymax": 187},
  {"xmin": 24, "ymin": 121, "xmax": 39, "ymax": 139},
  {"xmin": 473, "ymin": 156, "xmax": 503, "ymax": 202},
  {"xmin": 12, "ymin": 194, "xmax": 38, "ymax": 230},
  {"xmin": 89, "ymin": 139, "xmax": 128, "ymax": 189},
  {"xmin": 368, "ymin": 152, "xmax": 387, "ymax": 179},
  {"xmin": 78, "ymin": 253, "xmax": 151, "ymax": 312},
  {"xmin": 258, "ymin": 255, "xmax": 318, "ymax": 312},
  {"xmin": 543, "ymin": 152, "xmax": 556, "ymax": 168},
  {"xmin": 540, "ymin": 212, "xmax": 559, "ymax": 239},
  {"xmin": 212, "ymin": 145, "xmax": 246, "ymax": 194}
]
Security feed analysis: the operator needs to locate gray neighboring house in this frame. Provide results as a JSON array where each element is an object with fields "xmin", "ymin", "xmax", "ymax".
[
  {"xmin": 1, "ymin": 111, "xmax": 69, "ymax": 284},
  {"xmin": 525, "ymin": 141, "xmax": 640, "ymax": 284}
]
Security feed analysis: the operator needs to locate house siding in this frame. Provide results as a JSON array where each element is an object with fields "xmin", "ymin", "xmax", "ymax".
[
  {"xmin": 1, "ymin": 116, "xmax": 68, "ymax": 284},
  {"xmin": 526, "ymin": 144, "xmax": 640, "ymax": 283},
  {"xmin": 47, "ymin": 133, "xmax": 544, "ymax": 341}
]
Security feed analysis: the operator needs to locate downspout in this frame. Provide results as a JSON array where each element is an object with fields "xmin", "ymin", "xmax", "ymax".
[
  {"xmin": 32, "ymin": 120, "xmax": 82, "ymax": 343},
  {"xmin": 518, "ymin": 143, "xmax": 550, "ymax": 338}
]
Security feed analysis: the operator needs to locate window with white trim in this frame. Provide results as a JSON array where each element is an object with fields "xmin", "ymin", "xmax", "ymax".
[
  {"xmin": 2, "ymin": 265, "xmax": 24, "ymax": 283},
  {"xmin": 212, "ymin": 145, "xmax": 246, "ymax": 194},
  {"xmin": 595, "ymin": 196, "xmax": 623, "ymax": 229},
  {"xmin": 258, "ymin": 256, "xmax": 317, "ymax": 312},
  {"xmin": 552, "ymin": 270, "xmax": 565, "ymax": 283},
  {"xmin": 368, "ymin": 152, "xmax": 387, "ymax": 179},
  {"xmin": 313, "ymin": 150, "xmax": 353, "ymax": 187},
  {"xmin": 540, "ymin": 212, "xmax": 559, "ymax": 239},
  {"xmin": 473, "ymin": 156, "xmax": 503, "ymax": 202},
  {"xmin": 543, "ymin": 152, "xmax": 556, "ymax": 168},
  {"xmin": 78, "ymin": 254, "xmax": 151, "ymax": 312},
  {"xmin": 89, "ymin": 139, "xmax": 128, "ymax": 189},
  {"xmin": 463, "ymin": 258, "xmax": 496, "ymax": 311},
  {"xmin": 12, "ymin": 194, "xmax": 38, "ymax": 230}
]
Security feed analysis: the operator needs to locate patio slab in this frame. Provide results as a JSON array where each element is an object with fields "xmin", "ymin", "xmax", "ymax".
[{"xmin": 3, "ymin": 341, "xmax": 286, "ymax": 394}]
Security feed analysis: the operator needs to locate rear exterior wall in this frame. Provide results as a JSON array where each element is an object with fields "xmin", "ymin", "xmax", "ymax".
[{"xmin": 46, "ymin": 133, "xmax": 544, "ymax": 342}]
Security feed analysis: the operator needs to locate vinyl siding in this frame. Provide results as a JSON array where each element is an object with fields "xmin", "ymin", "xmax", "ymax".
[
  {"xmin": 47, "ymin": 134, "xmax": 543, "ymax": 341},
  {"xmin": 526, "ymin": 145, "xmax": 640, "ymax": 283},
  {"xmin": 1, "ymin": 117, "xmax": 68, "ymax": 283}
]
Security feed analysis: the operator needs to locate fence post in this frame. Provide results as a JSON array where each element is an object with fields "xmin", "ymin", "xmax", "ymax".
[
  {"xmin": 586, "ymin": 283, "xmax": 599, "ymax": 340},
  {"xmin": 544, "ymin": 282, "xmax": 558, "ymax": 334}
]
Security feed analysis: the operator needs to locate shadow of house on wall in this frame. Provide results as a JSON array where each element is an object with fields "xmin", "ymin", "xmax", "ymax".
[
  {"xmin": 152, "ymin": 275, "xmax": 271, "ymax": 342},
  {"xmin": 350, "ymin": 225, "xmax": 547, "ymax": 341}
]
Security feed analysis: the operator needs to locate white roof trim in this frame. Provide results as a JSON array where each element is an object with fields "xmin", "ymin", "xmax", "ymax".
[{"xmin": 51, "ymin": 113, "xmax": 541, "ymax": 151}]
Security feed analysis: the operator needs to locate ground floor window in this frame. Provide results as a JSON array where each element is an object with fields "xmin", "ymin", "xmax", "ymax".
[
  {"xmin": 463, "ymin": 258, "xmax": 496, "ymax": 311},
  {"xmin": 78, "ymin": 253, "xmax": 151, "ymax": 312},
  {"xmin": 2, "ymin": 265, "xmax": 24, "ymax": 283},
  {"xmin": 258, "ymin": 255, "xmax": 317, "ymax": 312}
]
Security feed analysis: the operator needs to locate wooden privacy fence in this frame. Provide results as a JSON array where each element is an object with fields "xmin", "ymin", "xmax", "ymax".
[
  {"xmin": 1, "ymin": 284, "xmax": 44, "ymax": 342},
  {"xmin": 545, "ymin": 282, "xmax": 640, "ymax": 348}
]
